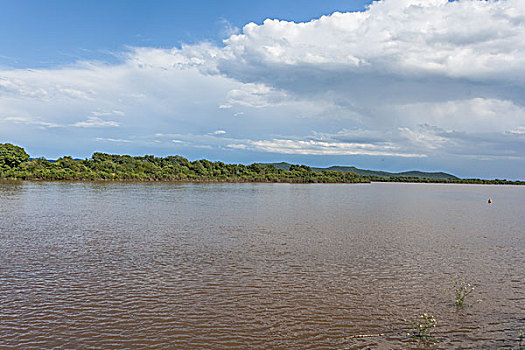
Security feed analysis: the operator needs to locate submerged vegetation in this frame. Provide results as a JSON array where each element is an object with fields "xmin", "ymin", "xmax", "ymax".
[{"xmin": 1, "ymin": 143, "xmax": 523, "ymax": 184}]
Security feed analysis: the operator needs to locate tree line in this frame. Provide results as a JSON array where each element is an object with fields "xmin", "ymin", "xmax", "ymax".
[
  {"xmin": 0, "ymin": 143, "xmax": 367, "ymax": 183},
  {"xmin": 0, "ymin": 143, "xmax": 522, "ymax": 185}
]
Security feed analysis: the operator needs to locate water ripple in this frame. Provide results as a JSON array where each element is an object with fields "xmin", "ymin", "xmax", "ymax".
[{"xmin": 0, "ymin": 182, "xmax": 524, "ymax": 349}]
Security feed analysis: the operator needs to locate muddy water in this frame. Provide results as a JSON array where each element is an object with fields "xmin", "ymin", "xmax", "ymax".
[{"xmin": 0, "ymin": 181, "xmax": 524, "ymax": 349}]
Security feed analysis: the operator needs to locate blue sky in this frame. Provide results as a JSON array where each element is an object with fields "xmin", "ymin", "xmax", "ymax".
[
  {"xmin": 0, "ymin": 0, "xmax": 370, "ymax": 67},
  {"xmin": 1, "ymin": 0, "xmax": 524, "ymax": 179}
]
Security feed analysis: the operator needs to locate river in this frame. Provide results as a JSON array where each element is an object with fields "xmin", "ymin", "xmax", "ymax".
[{"xmin": 0, "ymin": 181, "xmax": 524, "ymax": 349}]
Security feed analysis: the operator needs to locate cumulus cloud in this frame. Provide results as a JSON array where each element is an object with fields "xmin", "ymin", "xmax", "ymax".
[{"xmin": 215, "ymin": 0, "xmax": 525, "ymax": 83}]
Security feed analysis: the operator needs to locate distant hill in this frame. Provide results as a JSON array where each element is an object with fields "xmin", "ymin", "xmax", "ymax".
[{"xmin": 268, "ymin": 162, "xmax": 459, "ymax": 180}]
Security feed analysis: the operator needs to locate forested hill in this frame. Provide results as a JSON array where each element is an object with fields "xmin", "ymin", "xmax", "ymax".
[{"xmin": 268, "ymin": 162, "xmax": 458, "ymax": 180}]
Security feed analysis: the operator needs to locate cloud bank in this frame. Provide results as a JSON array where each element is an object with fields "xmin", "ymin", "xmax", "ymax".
[{"xmin": 0, "ymin": 0, "xmax": 524, "ymax": 178}]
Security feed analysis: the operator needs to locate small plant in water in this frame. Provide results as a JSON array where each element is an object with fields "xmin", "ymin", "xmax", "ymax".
[
  {"xmin": 408, "ymin": 313, "xmax": 436, "ymax": 340},
  {"xmin": 452, "ymin": 276, "xmax": 475, "ymax": 307}
]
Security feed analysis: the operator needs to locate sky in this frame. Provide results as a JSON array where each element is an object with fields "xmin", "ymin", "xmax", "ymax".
[{"xmin": 0, "ymin": 0, "xmax": 524, "ymax": 179}]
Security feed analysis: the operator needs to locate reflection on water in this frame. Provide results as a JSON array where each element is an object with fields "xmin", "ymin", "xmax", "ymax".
[{"xmin": 0, "ymin": 181, "xmax": 524, "ymax": 349}]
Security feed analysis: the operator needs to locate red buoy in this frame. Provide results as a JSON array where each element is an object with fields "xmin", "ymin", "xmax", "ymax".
[{"xmin": 488, "ymin": 199, "xmax": 493, "ymax": 204}]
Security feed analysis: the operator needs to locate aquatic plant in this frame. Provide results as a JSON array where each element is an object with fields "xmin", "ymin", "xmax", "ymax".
[
  {"xmin": 452, "ymin": 276, "xmax": 475, "ymax": 307},
  {"xmin": 408, "ymin": 313, "xmax": 436, "ymax": 340}
]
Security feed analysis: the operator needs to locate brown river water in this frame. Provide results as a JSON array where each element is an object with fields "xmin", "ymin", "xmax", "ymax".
[{"xmin": 0, "ymin": 181, "xmax": 524, "ymax": 349}]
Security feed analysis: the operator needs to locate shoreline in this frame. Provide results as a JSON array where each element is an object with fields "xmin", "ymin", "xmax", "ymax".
[{"xmin": 1, "ymin": 178, "xmax": 523, "ymax": 185}]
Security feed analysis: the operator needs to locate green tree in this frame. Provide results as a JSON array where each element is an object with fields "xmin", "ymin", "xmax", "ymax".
[{"xmin": 0, "ymin": 143, "xmax": 30, "ymax": 170}]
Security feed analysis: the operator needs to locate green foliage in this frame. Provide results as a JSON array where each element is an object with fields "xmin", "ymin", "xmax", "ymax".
[
  {"xmin": 366, "ymin": 175, "xmax": 524, "ymax": 185},
  {"xmin": 408, "ymin": 313, "xmax": 436, "ymax": 340},
  {"xmin": 0, "ymin": 143, "xmax": 30, "ymax": 170},
  {"xmin": 0, "ymin": 147, "xmax": 371, "ymax": 183},
  {"xmin": 452, "ymin": 277, "xmax": 476, "ymax": 307},
  {"xmin": 1, "ymin": 144, "xmax": 523, "ymax": 185}
]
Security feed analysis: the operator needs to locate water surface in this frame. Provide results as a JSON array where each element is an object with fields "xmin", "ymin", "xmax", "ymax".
[{"xmin": 0, "ymin": 182, "xmax": 524, "ymax": 349}]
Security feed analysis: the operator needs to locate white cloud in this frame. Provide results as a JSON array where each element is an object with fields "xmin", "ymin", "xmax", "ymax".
[
  {"xmin": 228, "ymin": 138, "xmax": 427, "ymax": 157},
  {"xmin": 508, "ymin": 126, "xmax": 525, "ymax": 135},
  {"xmin": 58, "ymin": 87, "xmax": 93, "ymax": 100},
  {"xmin": 3, "ymin": 116, "xmax": 63, "ymax": 128},
  {"xmin": 216, "ymin": 0, "xmax": 525, "ymax": 82},
  {"xmin": 95, "ymin": 137, "xmax": 132, "ymax": 143},
  {"xmin": 135, "ymin": 130, "xmax": 425, "ymax": 157},
  {"xmin": 92, "ymin": 110, "xmax": 125, "ymax": 117},
  {"xmin": 0, "ymin": 77, "xmax": 48, "ymax": 99},
  {"xmin": 390, "ymin": 98, "xmax": 525, "ymax": 132},
  {"xmin": 220, "ymin": 83, "xmax": 288, "ymax": 109},
  {"xmin": 398, "ymin": 126, "xmax": 449, "ymax": 150},
  {"xmin": 71, "ymin": 116, "xmax": 120, "ymax": 128},
  {"xmin": 218, "ymin": 18, "xmax": 240, "ymax": 38},
  {"xmin": 397, "ymin": 124, "xmax": 525, "ymax": 160}
]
